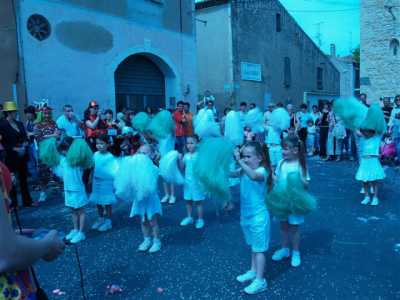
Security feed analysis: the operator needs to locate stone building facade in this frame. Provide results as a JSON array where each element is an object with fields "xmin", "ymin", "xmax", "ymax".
[
  {"xmin": 360, "ymin": 0, "xmax": 400, "ymax": 102},
  {"xmin": 196, "ymin": 0, "xmax": 340, "ymax": 111},
  {"xmin": 0, "ymin": 0, "xmax": 197, "ymax": 116}
]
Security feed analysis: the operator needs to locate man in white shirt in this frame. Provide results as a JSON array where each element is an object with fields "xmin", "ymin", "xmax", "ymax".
[{"xmin": 56, "ymin": 104, "xmax": 82, "ymax": 137}]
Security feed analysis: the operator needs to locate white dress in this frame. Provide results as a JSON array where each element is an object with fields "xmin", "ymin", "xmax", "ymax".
[
  {"xmin": 54, "ymin": 157, "xmax": 88, "ymax": 209},
  {"xmin": 275, "ymin": 160, "xmax": 310, "ymax": 225},
  {"xmin": 183, "ymin": 153, "xmax": 205, "ymax": 201},
  {"xmin": 89, "ymin": 152, "xmax": 119, "ymax": 205},
  {"xmin": 240, "ymin": 167, "xmax": 270, "ymax": 253},
  {"xmin": 356, "ymin": 135, "xmax": 385, "ymax": 182}
]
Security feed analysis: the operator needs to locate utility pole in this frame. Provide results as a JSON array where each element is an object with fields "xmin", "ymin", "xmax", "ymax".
[{"xmin": 314, "ymin": 21, "xmax": 324, "ymax": 49}]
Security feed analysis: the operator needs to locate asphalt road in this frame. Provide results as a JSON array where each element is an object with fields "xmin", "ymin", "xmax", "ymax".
[{"xmin": 18, "ymin": 159, "xmax": 400, "ymax": 299}]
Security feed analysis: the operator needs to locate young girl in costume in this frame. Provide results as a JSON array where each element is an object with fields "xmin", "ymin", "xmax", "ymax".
[
  {"xmin": 356, "ymin": 103, "xmax": 386, "ymax": 206},
  {"xmin": 90, "ymin": 134, "xmax": 119, "ymax": 232},
  {"xmin": 179, "ymin": 135, "xmax": 206, "ymax": 229},
  {"xmin": 129, "ymin": 144, "xmax": 162, "ymax": 253},
  {"xmin": 232, "ymin": 142, "xmax": 272, "ymax": 295},
  {"xmin": 52, "ymin": 137, "xmax": 93, "ymax": 244},
  {"xmin": 268, "ymin": 135, "xmax": 316, "ymax": 268}
]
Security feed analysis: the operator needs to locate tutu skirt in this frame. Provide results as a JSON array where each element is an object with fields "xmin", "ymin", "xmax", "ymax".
[
  {"xmin": 65, "ymin": 190, "xmax": 88, "ymax": 209},
  {"xmin": 130, "ymin": 192, "xmax": 162, "ymax": 221},
  {"xmin": 356, "ymin": 157, "xmax": 385, "ymax": 182}
]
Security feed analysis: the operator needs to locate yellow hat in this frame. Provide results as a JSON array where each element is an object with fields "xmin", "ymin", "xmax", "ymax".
[{"xmin": 2, "ymin": 101, "xmax": 18, "ymax": 112}]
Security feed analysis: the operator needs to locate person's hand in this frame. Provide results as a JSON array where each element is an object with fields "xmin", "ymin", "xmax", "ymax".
[
  {"xmin": 234, "ymin": 148, "xmax": 241, "ymax": 161},
  {"xmin": 42, "ymin": 230, "xmax": 65, "ymax": 262}
]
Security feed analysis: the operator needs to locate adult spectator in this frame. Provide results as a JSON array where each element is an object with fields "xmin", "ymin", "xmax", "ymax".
[
  {"xmin": 24, "ymin": 106, "xmax": 38, "ymax": 182},
  {"xmin": 249, "ymin": 103, "xmax": 256, "ymax": 110},
  {"xmin": 0, "ymin": 193, "xmax": 65, "ymax": 298},
  {"xmin": 382, "ymin": 97, "xmax": 393, "ymax": 124},
  {"xmin": 173, "ymin": 101, "xmax": 186, "ymax": 153},
  {"xmin": 34, "ymin": 105, "xmax": 59, "ymax": 203},
  {"xmin": 318, "ymin": 103, "xmax": 330, "ymax": 159},
  {"xmin": 296, "ymin": 104, "xmax": 312, "ymax": 148},
  {"xmin": 287, "ymin": 104, "xmax": 297, "ymax": 129},
  {"xmin": 183, "ymin": 102, "xmax": 194, "ymax": 137},
  {"xmin": 56, "ymin": 104, "xmax": 82, "ymax": 137},
  {"xmin": 0, "ymin": 101, "xmax": 33, "ymax": 208},
  {"xmin": 206, "ymin": 100, "xmax": 218, "ymax": 119},
  {"xmin": 239, "ymin": 102, "xmax": 248, "ymax": 128},
  {"xmin": 263, "ymin": 103, "xmax": 275, "ymax": 129},
  {"xmin": 84, "ymin": 100, "xmax": 105, "ymax": 151},
  {"xmin": 359, "ymin": 93, "xmax": 369, "ymax": 107}
]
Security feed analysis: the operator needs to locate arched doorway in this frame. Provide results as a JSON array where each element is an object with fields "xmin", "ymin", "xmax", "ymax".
[{"xmin": 114, "ymin": 54, "xmax": 165, "ymax": 112}]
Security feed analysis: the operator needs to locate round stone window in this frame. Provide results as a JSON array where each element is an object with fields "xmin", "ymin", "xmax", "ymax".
[{"xmin": 27, "ymin": 14, "xmax": 51, "ymax": 41}]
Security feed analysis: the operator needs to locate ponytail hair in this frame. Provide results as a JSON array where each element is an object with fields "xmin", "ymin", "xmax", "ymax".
[{"xmin": 242, "ymin": 141, "xmax": 273, "ymax": 191}]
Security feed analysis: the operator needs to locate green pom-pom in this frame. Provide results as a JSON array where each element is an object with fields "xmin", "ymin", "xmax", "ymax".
[
  {"xmin": 333, "ymin": 97, "xmax": 368, "ymax": 130},
  {"xmin": 133, "ymin": 112, "xmax": 150, "ymax": 132},
  {"xmin": 266, "ymin": 172, "xmax": 317, "ymax": 219},
  {"xmin": 66, "ymin": 139, "xmax": 93, "ymax": 169},
  {"xmin": 360, "ymin": 102, "xmax": 387, "ymax": 134},
  {"xmin": 147, "ymin": 110, "xmax": 175, "ymax": 140},
  {"xmin": 39, "ymin": 137, "xmax": 60, "ymax": 167},
  {"xmin": 193, "ymin": 137, "xmax": 234, "ymax": 202}
]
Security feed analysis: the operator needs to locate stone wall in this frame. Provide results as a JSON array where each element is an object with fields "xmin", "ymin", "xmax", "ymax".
[
  {"xmin": 360, "ymin": 0, "xmax": 400, "ymax": 102},
  {"xmin": 231, "ymin": 0, "xmax": 340, "ymax": 109}
]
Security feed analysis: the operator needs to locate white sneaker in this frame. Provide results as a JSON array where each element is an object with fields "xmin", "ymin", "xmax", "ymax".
[
  {"xmin": 66, "ymin": 229, "xmax": 79, "ymax": 240},
  {"xmin": 91, "ymin": 218, "xmax": 104, "ymax": 230},
  {"xmin": 244, "ymin": 278, "xmax": 268, "ymax": 295},
  {"xmin": 168, "ymin": 196, "xmax": 176, "ymax": 204},
  {"xmin": 195, "ymin": 218, "xmax": 205, "ymax": 229},
  {"xmin": 291, "ymin": 251, "xmax": 301, "ymax": 267},
  {"xmin": 180, "ymin": 217, "xmax": 194, "ymax": 226},
  {"xmin": 38, "ymin": 192, "xmax": 47, "ymax": 202},
  {"xmin": 138, "ymin": 238, "xmax": 152, "ymax": 252},
  {"xmin": 161, "ymin": 195, "xmax": 169, "ymax": 203},
  {"xmin": 98, "ymin": 219, "xmax": 112, "ymax": 232},
  {"xmin": 272, "ymin": 248, "xmax": 290, "ymax": 261},
  {"xmin": 370, "ymin": 197, "xmax": 379, "ymax": 206},
  {"xmin": 236, "ymin": 270, "xmax": 256, "ymax": 283},
  {"xmin": 361, "ymin": 197, "xmax": 370, "ymax": 205},
  {"xmin": 70, "ymin": 231, "xmax": 86, "ymax": 244},
  {"xmin": 148, "ymin": 239, "xmax": 161, "ymax": 253}
]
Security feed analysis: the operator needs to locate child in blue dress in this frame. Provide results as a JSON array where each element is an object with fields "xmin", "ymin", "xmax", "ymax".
[
  {"xmin": 179, "ymin": 135, "xmax": 206, "ymax": 229},
  {"xmin": 90, "ymin": 134, "xmax": 119, "ymax": 232}
]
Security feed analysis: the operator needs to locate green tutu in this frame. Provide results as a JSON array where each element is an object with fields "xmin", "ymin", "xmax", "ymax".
[
  {"xmin": 266, "ymin": 172, "xmax": 317, "ymax": 219},
  {"xmin": 147, "ymin": 110, "xmax": 175, "ymax": 140},
  {"xmin": 360, "ymin": 102, "xmax": 387, "ymax": 134},
  {"xmin": 333, "ymin": 97, "xmax": 368, "ymax": 130},
  {"xmin": 193, "ymin": 137, "xmax": 234, "ymax": 203},
  {"xmin": 38, "ymin": 137, "xmax": 60, "ymax": 167},
  {"xmin": 133, "ymin": 112, "xmax": 150, "ymax": 132},
  {"xmin": 66, "ymin": 139, "xmax": 93, "ymax": 169}
]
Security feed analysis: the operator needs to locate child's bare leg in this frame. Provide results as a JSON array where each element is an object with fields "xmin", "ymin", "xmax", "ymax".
[
  {"xmin": 280, "ymin": 221, "xmax": 290, "ymax": 248},
  {"xmin": 290, "ymin": 224, "xmax": 300, "ymax": 251},
  {"xmin": 196, "ymin": 201, "xmax": 204, "ymax": 219}
]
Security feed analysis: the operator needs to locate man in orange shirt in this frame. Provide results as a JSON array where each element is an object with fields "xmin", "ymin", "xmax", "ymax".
[
  {"xmin": 173, "ymin": 101, "xmax": 186, "ymax": 153},
  {"xmin": 183, "ymin": 102, "xmax": 194, "ymax": 137}
]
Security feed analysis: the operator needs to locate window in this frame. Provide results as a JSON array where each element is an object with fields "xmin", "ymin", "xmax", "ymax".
[
  {"xmin": 317, "ymin": 67, "xmax": 323, "ymax": 90},
  {"xmin": 284, "ymin": 57, "xmax": 291, "ymax": 88},
  {"xmin": 276, "ymin": 13, "xmax": 281, "ymax": 32},
  {"xmin": 27, "ymin": 14, "xmax": 51, "ymax": 41},
  {"xmin": 390, "ymin": 38, "xmax": 399, "ymax": 56}
]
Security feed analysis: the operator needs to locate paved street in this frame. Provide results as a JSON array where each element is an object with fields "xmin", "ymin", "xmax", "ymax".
[{"xmin": 19, "ymin": 159, "xmax": 400, "ymax": 299}]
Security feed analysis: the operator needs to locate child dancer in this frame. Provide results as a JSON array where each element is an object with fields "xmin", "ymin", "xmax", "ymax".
[
  {"xmin": 270, "ymin": 136, "xmax": 314, "ymax": 267},
  {"xmin": 179, "ymin": 135, "xmax": 206, "ymax": 229},
  {"xmin": 356, "ymin": 129, "xmax": 385, "ymax": 206},
  {"xmin": 306, "ymin": 119, "xmax": 316, "ymax": 156},
  {"xmin": 54, "ymin": 137, "xmax": 93, "ymax": 244},
  {"xmin": 232, "ymin": 142, "xmax": 272, "ymax": 295},
  {"xmin": 130, "ymin": 144, "xmax": 162, "ymax": 253},
  {"xmin": 90, "ymin": 134, "xmax": 119, "ymax": 232}
]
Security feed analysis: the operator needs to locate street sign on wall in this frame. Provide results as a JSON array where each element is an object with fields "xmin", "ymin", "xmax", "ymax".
[{"xmin": 240, "ymin": 62, "xmax": 262, "ymax": 82}]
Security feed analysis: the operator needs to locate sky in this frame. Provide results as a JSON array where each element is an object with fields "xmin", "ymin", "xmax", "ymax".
[
  {"xmin": 196, "ymin": 0, "xmax": 360, "ymax": 56},
  {"xmin": 279, "ymin": 0, "xmax": 360, "ymax": 56}
]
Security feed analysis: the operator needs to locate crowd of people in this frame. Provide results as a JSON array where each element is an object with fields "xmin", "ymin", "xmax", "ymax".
[{"xmin": 0, "ymin": 92, "xmax": 396, "ymax": 297}]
